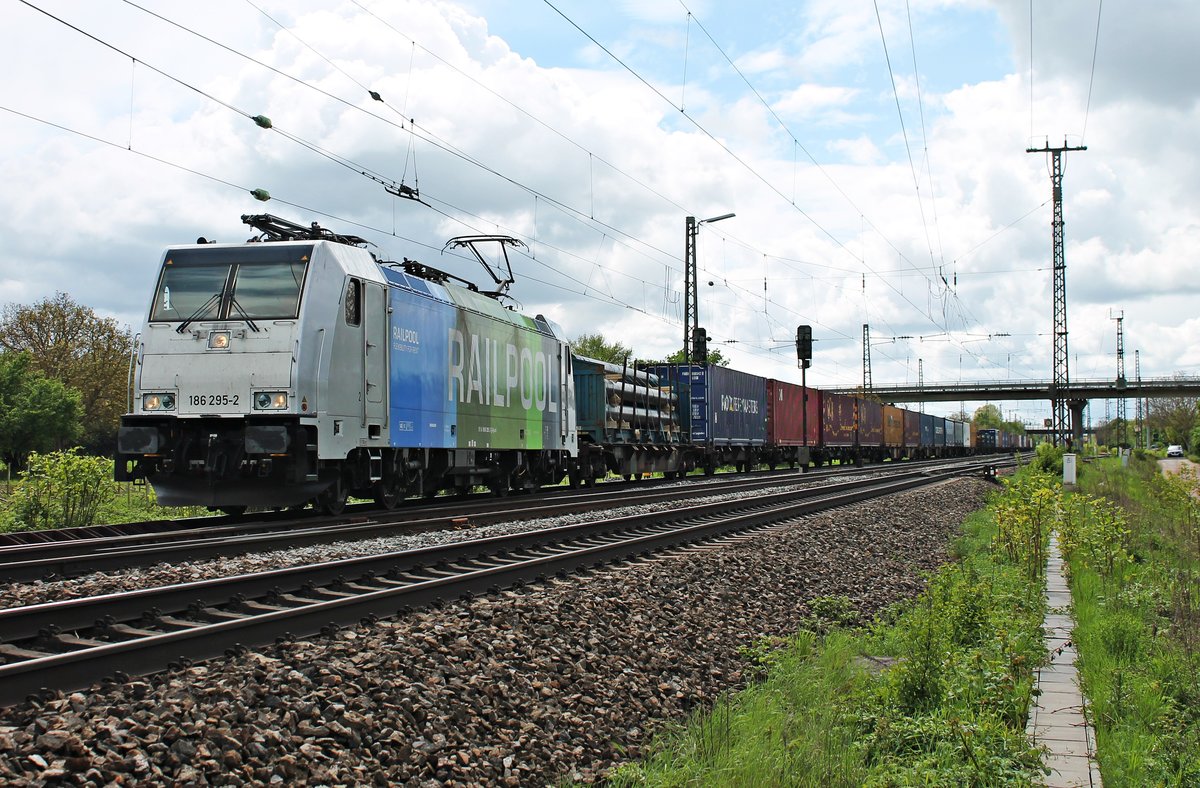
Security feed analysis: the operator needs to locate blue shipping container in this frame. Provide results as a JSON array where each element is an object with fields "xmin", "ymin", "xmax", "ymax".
[
  {"xmin": 920, "ymin": 413, "xmax": 935, "ymax": 446},
  {"xmin": 648, "ymin": 364, "xmax": 768, "ymax": 446}
]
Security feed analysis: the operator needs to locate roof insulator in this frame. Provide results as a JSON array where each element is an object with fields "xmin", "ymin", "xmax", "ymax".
[
  {"xmin": 250, "ymin": 188, "xmax": 271, "ymax": 202},
  {"xmin": 368, "ymin": 90, "xmax": 382, "ymax": 102},
  {"xmin": 252, "ymin": 115, "xmax": 273, "ymax": 129}
]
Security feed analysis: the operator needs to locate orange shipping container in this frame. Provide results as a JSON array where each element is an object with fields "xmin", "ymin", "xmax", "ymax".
[{"xmin": 883, "ymin": 405, "xmax": 904, "ymax": 447}]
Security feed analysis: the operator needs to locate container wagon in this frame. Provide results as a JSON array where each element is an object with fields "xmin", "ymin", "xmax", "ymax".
[
  {"xmin": 645, "ymin": 363, "xmax": 768, "ymax": 474},
  {"xmin": 765, "ymin": 378, "xmax": 818, "ymax": 469}
]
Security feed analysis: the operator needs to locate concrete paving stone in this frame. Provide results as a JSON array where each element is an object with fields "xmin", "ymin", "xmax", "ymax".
[
  {"xmin": 1027, "ymin": 723, "xmax": 1090, "ymax": 745},
  {"xmin": 1043, "ymin": 753, "xmax": 1097, "ymax": 788},
  {"xmin": 1038, "ymin": 661, "xmax": 1079, "ymax": 675},
  {"xmin": 1038, "ymin": 697, "xmax": 1086, "ymax": 714},
  {"xmin": 1038, "ymin": 673, "xmax": 1081, "ymax": 690},
  {"xmin": 1035, "ymin": 725, "xmax": 1091, "ymax": 747}
]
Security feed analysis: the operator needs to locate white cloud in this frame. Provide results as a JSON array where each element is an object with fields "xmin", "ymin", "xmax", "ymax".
[{"xmin": 0, "ymin": 0, "xmax": 1197, "ymax": 429}]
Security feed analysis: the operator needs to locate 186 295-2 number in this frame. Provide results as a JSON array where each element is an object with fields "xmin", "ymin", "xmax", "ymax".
[{"xmin": 189, "ymin": 394, "xmax": 239, "ymax": 407}]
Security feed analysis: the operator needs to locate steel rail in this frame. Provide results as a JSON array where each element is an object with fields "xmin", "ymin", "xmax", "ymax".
[
  {"xmin": 0, "ymin": 458, "xmax": 993, "ymax": 582},
  {"xmin": 0, "ymin": 460, "xmax": 1006, "ymax": 707}
]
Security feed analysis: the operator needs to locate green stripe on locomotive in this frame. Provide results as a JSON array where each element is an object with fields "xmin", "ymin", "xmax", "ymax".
[{"xmin": 440, "ymin": 285, "xmax": 566, "ymax": 451}]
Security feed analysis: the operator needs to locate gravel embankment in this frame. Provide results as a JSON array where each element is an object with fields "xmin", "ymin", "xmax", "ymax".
[
  {"xmin": 0, "ymin": 478, "xmax": 994, "ymax": 786},
  {"xmin": 0, "ymin": 473, "xmax": 880, "ymax": 610}
]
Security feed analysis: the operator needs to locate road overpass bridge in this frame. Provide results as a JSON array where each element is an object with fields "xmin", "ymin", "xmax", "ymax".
[{"xmin": 827, "ymin": 376, "xmax": 1200, "ymax": 447}]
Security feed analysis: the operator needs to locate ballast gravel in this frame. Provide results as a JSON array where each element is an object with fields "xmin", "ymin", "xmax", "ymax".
[
  {"xmin": 0, "ymin": 471, "xmax": 888, "ymax": 611},
  {"xmin": 0, "ymin": 478, "xmax": 994, "ymax": 786}
]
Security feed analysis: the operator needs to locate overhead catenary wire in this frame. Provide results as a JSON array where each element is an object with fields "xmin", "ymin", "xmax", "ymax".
[
  {"xmin": 118, "ymin": 0, "xmax": 862, "ymax": 362},
  {"xmin": 12, "ymin": 0, "xmax": 1040, "ymax": 380},
  {"xmin": 1081, "ymin": 0, "xmax": 1104, "ymax": 144},
  {"xmin": 548, "ymin": 0, "xmax": 1013, "ymax": 375},
  {"xmin": 542, "ymin": 0, "xmax": 996, "ymax": 366}
]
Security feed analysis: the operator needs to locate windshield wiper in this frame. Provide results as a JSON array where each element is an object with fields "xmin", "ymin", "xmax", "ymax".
[
  {"xmin": 228, "ymin": 297, "xmax": 260, "ymax": 332},
  {"xmin": 175, "ymin": 293, "xmax": 221, "ymax": 334}
]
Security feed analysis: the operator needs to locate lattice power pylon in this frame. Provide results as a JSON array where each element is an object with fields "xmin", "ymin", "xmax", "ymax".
[
  {"xmin": 1028, "ymin": 140, "xmax": 1087, "ymax": 445},
  {"xmin": 1135, "ymin": 349, "xmax": 1144, "ymax": 448},
  {"xmin": 862, "ymin": 324, "xmax": 873, "ymax": 392},
  {"xmin": 1111, "ymin": 309, "xmax": 1126, "ymax": 446}
]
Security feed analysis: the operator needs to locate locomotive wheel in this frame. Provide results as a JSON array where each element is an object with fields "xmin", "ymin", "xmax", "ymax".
[
  {"xmin": 219, "ymin": 506, "xmax": 247, "ymax": 517},
  {"xmin": 373, "ymin": 479, "xmax": 403, "ymax": 510},
  {"xmin": 317, "ymin": 482, "xmax": 347, "ymax": 516}
]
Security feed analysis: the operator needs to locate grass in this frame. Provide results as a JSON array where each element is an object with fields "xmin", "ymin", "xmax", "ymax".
[
  {"xmin": 606, "ymin": 471, "xmax": 1049, "ymax": 786},
  {"xmin": 1069, "ymin": 455, "xmax": 1200, "ymax": 785}
]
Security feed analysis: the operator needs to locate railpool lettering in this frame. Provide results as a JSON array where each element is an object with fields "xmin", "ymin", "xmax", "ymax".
[
  {"xmin": 447, "ymin": 328, "xmax": 559, "ymax": 413},
  {"xmin": 392, "ymin": 326, "xmax": 420, "ymax": 345}
]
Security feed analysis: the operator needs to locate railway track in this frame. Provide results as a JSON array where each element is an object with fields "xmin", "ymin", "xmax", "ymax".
[
  {"xmin": 0, "ymin": 458, "xmax": 1009, "ymax": 707},
  {"xmin": 0, "ymin": 455, "xmax": 1011, "ymax": 549},
  {"xmin": 0, "ymin": 457, "xmax": 998, "ymax": 582}
]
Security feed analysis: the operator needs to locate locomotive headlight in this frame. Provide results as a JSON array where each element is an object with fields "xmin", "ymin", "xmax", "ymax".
[
  {"xmin": 208, "ymin": 330, "xmax": 231, "ymax": 350},
  {"xmin": 254, "ymin": 391, "xmax": 288, "ymax": 410},
  {"xmin": 143, "ymin": 393, "xmax": 176, "ymax": 411}
]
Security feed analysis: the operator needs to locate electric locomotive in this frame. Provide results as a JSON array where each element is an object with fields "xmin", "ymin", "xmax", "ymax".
[{"xmin": 116, "ymin": 214, "xmax": 577, "ymax": 514}]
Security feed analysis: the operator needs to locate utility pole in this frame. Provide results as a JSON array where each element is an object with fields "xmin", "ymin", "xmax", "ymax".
[
  {"xmin": 1111, "ymin": 309, "xmax": 1126, "ymax": 447},
  {"xmin": 683, "ymin": 213, "xmax": 734, "ymax": 364},
  {"xmin": 1027, "ymin": 139, "xmax": 1086, "ymax": 446},
  {"xmin": 862, "ymin": 323, "xmax": 872, "ymax": 392}
]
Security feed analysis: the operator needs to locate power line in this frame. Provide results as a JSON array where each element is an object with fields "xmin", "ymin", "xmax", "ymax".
[
  {"xmin": 904, "ymin": 0, "xmax": 946, "ymax": 273},
  {"xmin": 872, "ymin": 0, "xmax": 938, "ymax": 277},
  {"xmin": 12, "ymin": 1, "xmax": 1035, "ymax": 379},
  {"xmin": 1081, "ymin": 0, "xmax": 1104, "ymax": 144},
  {"xmin": 542, "ymin": 0, "xmax": 968, "ymax": 345}
]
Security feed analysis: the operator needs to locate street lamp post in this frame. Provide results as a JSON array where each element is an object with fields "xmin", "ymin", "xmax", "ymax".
[{"xmin": 684, "ymin": 212, "xmax": 735, "ymax": 363}]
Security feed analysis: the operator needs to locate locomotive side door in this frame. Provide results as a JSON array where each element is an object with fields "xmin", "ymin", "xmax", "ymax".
[{"xmin": 363, "ymin": 281, "xmax": 387, "ymax": 429}]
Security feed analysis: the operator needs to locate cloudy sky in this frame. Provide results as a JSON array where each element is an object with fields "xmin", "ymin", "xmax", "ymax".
[{"xmin": 2, "ymin": 0, "xmax": 1197, "ymax": 424}]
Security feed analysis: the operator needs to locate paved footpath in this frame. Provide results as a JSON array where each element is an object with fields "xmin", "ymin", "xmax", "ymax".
[{"xmin": 1026, "ymin": 534, "xmax": 1103, "ymax": 787}]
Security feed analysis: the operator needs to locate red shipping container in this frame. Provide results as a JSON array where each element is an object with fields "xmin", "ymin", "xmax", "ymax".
[
  {"xmin": 858, "ymin": 398, "xmax": 884, "ymax": 447},
  {"xmin": 766, "ymin": 379, "xmax": 820, "ymax": 446},
  {"xmin": 883, "ymin": 405, "xmax": 904, "ymax": 447}
]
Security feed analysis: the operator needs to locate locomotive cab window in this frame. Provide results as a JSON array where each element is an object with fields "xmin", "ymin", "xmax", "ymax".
[
  {"xmin": 344, "ymin": 278, "xmax": 361, "ymax": 326},
  {"xmin": 150, "ymin": 245, "xmax": 312, "ymax": 323}
]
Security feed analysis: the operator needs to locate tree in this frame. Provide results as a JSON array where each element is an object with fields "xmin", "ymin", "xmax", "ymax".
[
  {"xmin": 0, "ymin": 293, "xmax": 131, "ymax": 453},
  {"xmin": 0, "ymin": 352, "xmax": 81, "ymax": 471},
  {"xmin": 970, "ymin": 404, "xmax": 1025, "ymax": 435},
  {"xmin": 1146, "ymin": 379, "xmax": 1199, "ymax": 448},
  {"xmin": 571, "ymin": 333, "xmax": 634, "ymax": 364},
  {"xmin": 972, "ymin": 404, "xmax": 1004, "ymax": 429},
  {"xmin": 663, "ymin": 346, "xmax": 729, "ymax": 365}
]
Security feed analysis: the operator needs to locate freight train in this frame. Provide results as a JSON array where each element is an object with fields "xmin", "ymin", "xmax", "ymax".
[{"xmin": 115, "ymin": 215, "xmax": 1028, "ymax": 514}]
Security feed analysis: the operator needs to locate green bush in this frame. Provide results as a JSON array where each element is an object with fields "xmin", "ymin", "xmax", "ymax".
[
  {"xmin": 2, "ymin": 449, "xmax": 114, "ymax": 531},
  {"xmin": 1031, "ymin": 442, "xmax": 1065, "ymax": 475}
]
